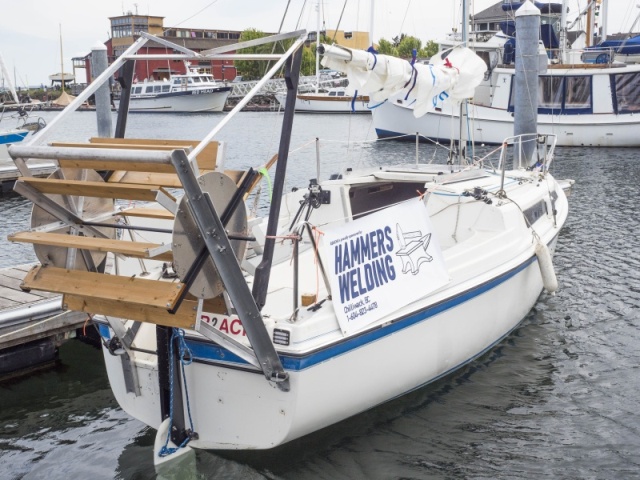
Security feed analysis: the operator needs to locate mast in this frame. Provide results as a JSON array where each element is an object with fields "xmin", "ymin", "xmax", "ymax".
[
  {"xmin": 458, "ymin": 0, "xmax": 468, "ymax": 165},
  {"xmin": 370, "ymin": 0, "xmax": 375, "ymax": 48},
  {"xmin": 315, "ymin": 0, "xmax": 320, "ymax": 93},
  {"xmin": 59, "ymin": 24, "xmax": 65, "ymax": 93},
  {"xmin": 0, "ymin": 52, "xmax": 19, "ymax": 104},
  {"xmin": 601, "ymin": 0, "xmax": 608, "ymax": 42}
]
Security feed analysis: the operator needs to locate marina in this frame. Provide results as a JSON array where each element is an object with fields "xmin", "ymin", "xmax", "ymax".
[
  {"xmin": 0, "ymin": 112, "xmax": 638, "ymax": 479},
  {"xmin": 1, "ymin": 1, "xmax": 640, "ymax": 479}
]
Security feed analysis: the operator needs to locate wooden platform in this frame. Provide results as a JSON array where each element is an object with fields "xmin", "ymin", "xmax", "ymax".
[{"xmin": 0, "ymin": 264, "xmax": 87, "ymax": 352}]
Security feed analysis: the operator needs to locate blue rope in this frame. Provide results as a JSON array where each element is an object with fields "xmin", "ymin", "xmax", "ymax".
[
  {"xmin": 158, "ymin": 328, "xmax": 196, "ymax": 457},
  {"xmin": 351, "ymin": 89, "xmax": 358, "ymax": 112}
]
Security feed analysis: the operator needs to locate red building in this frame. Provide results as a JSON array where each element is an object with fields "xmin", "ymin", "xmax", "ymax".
[{"xmin": 79, "ymin": 13, "xmax": 241, "ymax": 84}]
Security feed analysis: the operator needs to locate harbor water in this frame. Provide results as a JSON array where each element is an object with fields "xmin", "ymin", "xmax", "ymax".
[{"xmin": 1, "ymin": 111, "xmax": 639, "ymax": 479}]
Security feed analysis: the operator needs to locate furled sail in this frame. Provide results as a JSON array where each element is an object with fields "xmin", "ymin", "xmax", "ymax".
[{"xmin": 319, "ymin": 44, "xmax": 486, "ymax": 118}]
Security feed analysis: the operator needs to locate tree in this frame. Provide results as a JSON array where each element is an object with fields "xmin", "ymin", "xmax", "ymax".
[
  {"xmin": 397, "ymin": 35, "xmax": 422, "ymax": 59},
  {"xmin": 235, "ymin": 29, "xmax": 280, "ymax": 80},
  {"xmin": 377, "ymin": 38, "xmax": 398, "ymax": 56},
  {"xmin": 420, "ymin": 40, "xmax": 439, "ymax": 60}
]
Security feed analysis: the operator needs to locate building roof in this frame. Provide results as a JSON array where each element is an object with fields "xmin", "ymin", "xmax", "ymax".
[{"xmin": 473, "ymin": 1, "xmax": 508, "ymax": 22}]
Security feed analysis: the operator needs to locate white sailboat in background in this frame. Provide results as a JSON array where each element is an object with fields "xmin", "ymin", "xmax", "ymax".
[
  {"xmin": 275, "ymin": 0, "xmax": 371, "ymax": 113},
  {"xmin": 0, "ymin": 52, "xmax": 45, "ymax": 161},
  {"xmin": 372, "ymin": 0, "xmax": 640, "ymax": 147}
]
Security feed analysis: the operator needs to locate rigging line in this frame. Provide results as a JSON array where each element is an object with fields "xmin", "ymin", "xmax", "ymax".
[
  {"xmin": 295, "ymin": 0, "xmax": 309, "ymax": 30},
  {"xmin": 264, "ymin": 0, "xmax": 293, "ymax": 76},
  {"xmin": 163, "ymin": 0, "xmax": 220, "ymax": 34},
  {"xmin": 331, "ymin": 0, "xmax": 349, "ymax": 44},
  {"xmin": 398, "ymin": 0, "xmax": 412, "ymax": 37}
]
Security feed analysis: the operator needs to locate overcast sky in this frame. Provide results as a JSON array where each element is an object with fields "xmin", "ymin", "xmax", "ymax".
[{"xmin": 0, "ymin": 0, "xmax": 632, "ymax": 87}]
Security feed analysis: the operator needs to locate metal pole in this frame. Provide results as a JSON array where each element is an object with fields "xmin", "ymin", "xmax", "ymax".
[
  {"xmin": 252, "ymin": 46, "xmax": 304, "ymax": 311},
  {"xmin": 114, "ymin": 60, "xmax": 135, "ymax": 139},
  {"xmin": 91, "ymin": 43, "xmax": 112, "ymax": 138}
]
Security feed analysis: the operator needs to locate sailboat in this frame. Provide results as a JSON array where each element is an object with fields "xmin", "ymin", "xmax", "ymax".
[
  {"xmin": 373, "ymin": 0, "xmax": 640, "ymax": 147},
  {"xmin": 274, "ymin": 0, "xmax": 371, "ymax": 113},
  {"xmin": 7, "ymin": 7, "xmax": 568, "ymax": 466},
  {"xmin": 0, "ymin": 52, "xmax": 45, "ymax": 161}
]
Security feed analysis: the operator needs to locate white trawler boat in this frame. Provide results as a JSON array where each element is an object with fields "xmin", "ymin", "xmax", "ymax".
[
  {"xmin": 7, "ymin": 18, "xmax": 568, "ymax": 468},
  {"xmin": 128, "ymin": 63, "xmax": 231, "ymax": 113},
  {"xmin": 373, "ymin": 0, "xmax": 640, "ymax": 147}
]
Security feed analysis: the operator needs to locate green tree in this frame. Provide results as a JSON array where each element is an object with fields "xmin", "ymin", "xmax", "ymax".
[
  {"xmin": 420, "ymin": 40, "xmax": 439, "ymax": 60},
  {"xmin": 235, "ymin": 29, "xmax": 278, "ymax": 80},
  {"xmin": 397, "ymin": 35, "xmax": 422, "ymax": 59},
  {"xmin": 377, "ymin": 38, "xmax": 398, "ymax": 56}
]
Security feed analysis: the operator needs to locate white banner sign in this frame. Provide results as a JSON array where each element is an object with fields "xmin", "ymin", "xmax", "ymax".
[{"xmin": 322, "ymin": 199, "xmax": 449, "ymax": 335}]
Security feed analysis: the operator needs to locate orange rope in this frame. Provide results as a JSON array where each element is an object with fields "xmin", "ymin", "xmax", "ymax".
[{"xmin": 82, "ymin": 314, "xmax": 93, "ymax": 336}]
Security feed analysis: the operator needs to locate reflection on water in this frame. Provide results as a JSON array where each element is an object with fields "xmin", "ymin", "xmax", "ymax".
[{"xmin": 1, "ymin": 114, "xmax": 640, "ymax": 479}]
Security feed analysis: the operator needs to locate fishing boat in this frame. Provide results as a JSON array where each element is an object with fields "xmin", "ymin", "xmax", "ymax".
[
  {"xmin": 7, "ymin": 14, "xmax": 568, "ymax": 467},
  {"xmin": 128, "ymin": 63, "xmax": 231, "ymax": 113},
  {"xmin": 373, "ymin": 0, "xmax": 640, "ymax": 147}
]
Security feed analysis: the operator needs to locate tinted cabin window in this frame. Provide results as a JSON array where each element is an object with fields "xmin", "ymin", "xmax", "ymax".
[
  {"xmin": 349, "ymin": 182, "xmax": 425, "ymax": 220},
  {"xmin": 509, "ymin": 75, "xmax": 592, "ymax": 113},
  {"xmin": 538, "ymin": 76, "xmax": 563, "ymax": 109},
  {"xmin": 564, "ymin": 76, "xmax": 591, "ymax": 109},
  {"xmin": 613, "ymin": 72, "xmax": 640, "ymax": 113}
]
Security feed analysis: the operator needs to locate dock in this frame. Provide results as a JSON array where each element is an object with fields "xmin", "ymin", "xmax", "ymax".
[
  {"xmin": 0, "ymin": 264, "xmax": 89, "ymax": 379},
  {"xmin": 0, "ymin": 156, "xmax": 57, "ymax": 194}
]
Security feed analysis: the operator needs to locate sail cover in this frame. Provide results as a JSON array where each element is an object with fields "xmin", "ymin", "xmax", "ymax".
[{"xmin": 320, "ymin": 44, "xmax": 486, "ymax": 117}]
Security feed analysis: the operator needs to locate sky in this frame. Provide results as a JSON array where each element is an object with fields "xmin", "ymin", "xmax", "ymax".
[{"xmin": 0, "ymin": 0, "xmax": 632, "ymax": 87}]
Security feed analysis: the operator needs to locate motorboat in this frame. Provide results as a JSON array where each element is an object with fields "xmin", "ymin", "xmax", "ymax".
[
  {"xmin": 6, "ymin": 25, "xmax": 569, "ymax": 467},
  {"xmin": 128, "ymin": 63, "xmax": 231, "ymax": 113}
]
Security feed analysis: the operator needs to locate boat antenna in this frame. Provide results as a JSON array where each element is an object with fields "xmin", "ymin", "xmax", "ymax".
[{"xmin": 59, "ymin": 24, "xmax": 65, "ymax": 94}]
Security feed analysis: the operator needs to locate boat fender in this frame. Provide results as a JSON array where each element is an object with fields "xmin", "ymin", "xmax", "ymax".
[{"xmin": 535, "ymin": 242, "xmax": 558, "ymax": 294}]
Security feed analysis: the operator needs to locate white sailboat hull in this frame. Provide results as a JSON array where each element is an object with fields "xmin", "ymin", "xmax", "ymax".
[
  {"xmin": 101, "ymin": 244, "xmax": 551, "ymax": 449},
  {"xmin": 99, "ymin": 168, "xmax": 567, "ymax": 450},
  {"xmin": 373, "ymin": 99, "xmax": 640, "ymax": 147},
  {"xmin": 275, "ymin": 93, "xmax": 371, "ymax": 113}
]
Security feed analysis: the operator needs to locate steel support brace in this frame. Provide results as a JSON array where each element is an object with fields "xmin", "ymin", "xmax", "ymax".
[
  {"xmin": 169, "ymin": 149, "xmax": 290, "ymax": 391},
  {"xmin": 251, "ymin": 45, "xmax": 303, "ymax": 310}
]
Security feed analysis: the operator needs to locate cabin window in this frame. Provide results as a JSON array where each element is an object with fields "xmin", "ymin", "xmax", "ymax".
[
  {"xmin": 612, "ymin": 72, "xmax": 640, "ymax": 113},
  {"xmin": 538, "ymin": 76, "xmax": 563, "ymax": 110},
  {"xmin": 173, "ymin": 79, "xmax": 181, "ymax": 85},
  {"xmin": 153, "ymin": 85, "xmax": 162, "ymax": 93},
  {"xmin": 329, "ymin": 91, "xmax": 336, "ymax": 96},
  {"xmin": 161, "ymin": 85, "xmax": 170, "ymax": 93},
  {"xmin": 132, "ymin": 86, "xmax": 142, "ymax": 94},
  {"xmin": 193, "ymin": 77, "xmax": 201, "ymax": 83},
  {"xmin": 145, "ymin": 86, "xmax": 154, "ymax": 94},
  {"xmin": 509, "ymin": 74, "xmax": 592, "ymax": 114},
  {"xmin": 349, "ymin": 182, "xmax": 425, "ymax": 220}
]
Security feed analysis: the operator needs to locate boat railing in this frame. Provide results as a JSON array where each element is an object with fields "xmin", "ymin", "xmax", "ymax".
[
  {"xmin": 580, "ymin": 46, "xmax": 617, "ymax": 65},
  {"xmin": 496, "ymin": 133, "xmax": 557, "ymax": 193}
]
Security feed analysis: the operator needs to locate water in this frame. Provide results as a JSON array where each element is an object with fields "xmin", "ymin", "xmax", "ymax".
[{"xmin": 1, "ymin": 112, "xmax": 640, "ymax": 479}]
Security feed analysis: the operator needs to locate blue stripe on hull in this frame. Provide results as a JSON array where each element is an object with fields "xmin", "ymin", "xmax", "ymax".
[
  {"xmin": 375, "ymin": 128, "xmax": 503, "ymax": 146},
  {"xmin": 181, "ymin": 254, "xmax": 538, "ymax": 371}
]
